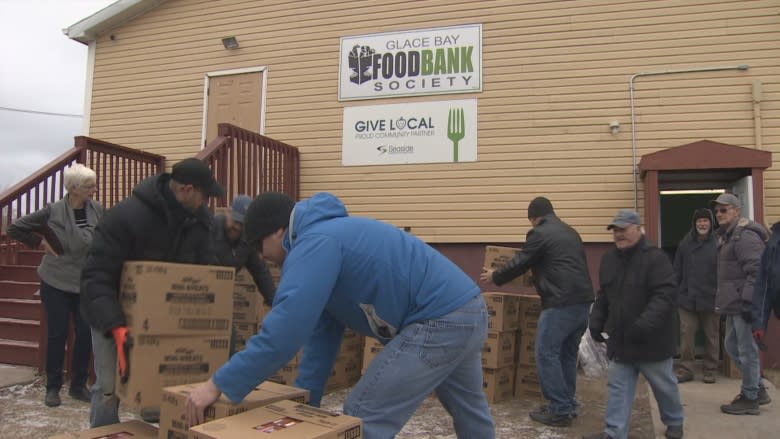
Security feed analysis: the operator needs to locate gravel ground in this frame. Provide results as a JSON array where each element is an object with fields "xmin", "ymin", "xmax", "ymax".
[{"xmin": 0, "ymin": 374, "xmax": 654, "ymax": 438}]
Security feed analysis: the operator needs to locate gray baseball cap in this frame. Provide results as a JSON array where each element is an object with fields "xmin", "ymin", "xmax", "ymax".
[
  {"xmin": 607, "ymin": 209, "xmax": 642, "ymax": 230},
  {"xmin": 711, "ymin": 193, "xmax": 741, "ymax": 209}
]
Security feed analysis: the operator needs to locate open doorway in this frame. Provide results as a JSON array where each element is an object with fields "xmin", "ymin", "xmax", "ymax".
[{"xmin": 659, "ymin": 190, "xmax": 722, "ymax": 263}]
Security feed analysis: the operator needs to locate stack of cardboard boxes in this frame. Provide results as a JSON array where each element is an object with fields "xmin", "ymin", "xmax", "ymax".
[
  {"xmin": 116, "ymin": 261, "xmax": 235, "ymax": 412},
  {"xmin": 232, "ymin": 269, "xmax": 266, "ymax": 352},
  {"xmin": 482, "ymin": 245, "xmax": 544, "ymax": 404},
  {"xmin": 482, "ymin": 292, "xmax": 519, "ymax": 403},
  {"xmin": 159, "ymin": 380, "xmax": 310, "ymax": 438}
]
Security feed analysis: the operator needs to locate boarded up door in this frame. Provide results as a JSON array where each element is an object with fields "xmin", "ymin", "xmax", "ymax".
[{"xmin": 205, "ymin": 71, "xmax": 263, "ymax": 144}]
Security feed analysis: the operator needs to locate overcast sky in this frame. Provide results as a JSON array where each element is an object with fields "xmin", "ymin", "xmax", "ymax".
[{"xmin": 0, "ymin": 0, "xmax": 116, "ymax": 190}]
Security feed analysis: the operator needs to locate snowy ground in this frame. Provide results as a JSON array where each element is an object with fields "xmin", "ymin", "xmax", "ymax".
[{"xmin": 0, "ymin": 374, "xmax": 654, "ymax": 438}]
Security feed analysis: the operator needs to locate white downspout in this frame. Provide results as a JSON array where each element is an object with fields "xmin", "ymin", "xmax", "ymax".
[
  {"xmin": 81, "ymin": 40, "xmax": 98, "ymax": 135},
  {"xmin": 628, "ymin": 64, "xmax": 750, "ymax": 210}
]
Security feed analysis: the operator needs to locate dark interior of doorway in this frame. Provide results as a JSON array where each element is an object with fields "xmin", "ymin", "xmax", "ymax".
[{"xmin": 660, "ymin": 193, "xmax": 719, "ymax": 262}]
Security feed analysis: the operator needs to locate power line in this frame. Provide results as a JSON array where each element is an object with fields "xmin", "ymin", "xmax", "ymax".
[{"xmin": 0, "ymin": 106, "xmax": 83, "ymax": 118}]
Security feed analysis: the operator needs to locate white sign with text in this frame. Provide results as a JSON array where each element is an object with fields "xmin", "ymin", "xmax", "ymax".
[
  {"xmin": 342, "ymin": 99, "xmax": 478, "ymax": 166},
  {"xmin": 339, "ymin": 24, "xmax": 482, "ymax": 101}
]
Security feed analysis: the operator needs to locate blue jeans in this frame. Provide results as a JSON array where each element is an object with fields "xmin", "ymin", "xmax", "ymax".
[
  {"xmin": 604, "ymin": 358, "xmax": 684, "ymax": 439},
  {"xmin": 39, "ymin": 281, "xmax": 92, "ymax": 391},
  {"xmin": 724, "ymin": 315, "xmax": 761, "ymax": 399},
  {"xmin": 344, "ymin": 295, "xmax": 495, "ymax": 439},
  {"xmin": 89, "ymin": 328, "xmax": 120, "ymax": 427},
  {"xmin": 535, "ymin": 302, "xmax": 590, "ymax": 415}
]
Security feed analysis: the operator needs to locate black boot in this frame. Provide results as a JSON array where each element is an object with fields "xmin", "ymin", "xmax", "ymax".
[
  {"xmin": 44, "ymin": 389, "xmax": 61, "ymax": 407},
  {"xmin": 720, "ymin": 393, "xmax": 760, "ymax": 415}
]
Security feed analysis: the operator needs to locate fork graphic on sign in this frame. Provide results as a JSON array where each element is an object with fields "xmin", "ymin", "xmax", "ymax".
[{"xmin": 447, "ymin": 108, "xmax": 465, "ymax": 162}]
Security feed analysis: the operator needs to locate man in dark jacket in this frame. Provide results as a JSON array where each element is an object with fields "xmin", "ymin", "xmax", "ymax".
[
  {"xmin": 712, "ymin": 193, "xmax": 771, "ymax": 415},
  {"xmin": 585, "ymin": 209, "xmax": 683, "ymax": 439},
  {"xmin": 213, "ymin": 194, "xmax": 276, "ymax": 305},
  {"xmin": 753, "ymin": 221, "xmax": 780, "ymax": 343},
  {"xmin": 80, "ymin": 158, "xmax": 225, "ymax": 427},
  {"xmin": 481, "ymin": 197, "xmax": 593, "ymax": 427},
  {"xmin": 673, "ymin": 208, "xmax": 719, "ymax": 384}
]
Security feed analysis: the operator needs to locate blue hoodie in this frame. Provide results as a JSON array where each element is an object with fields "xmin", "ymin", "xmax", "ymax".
[{"xmin": 213, "ymin": 192, "xmax": 480, "ymax": 404}]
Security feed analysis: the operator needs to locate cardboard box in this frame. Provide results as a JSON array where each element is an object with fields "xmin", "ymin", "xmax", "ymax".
[
  {"xmin": 516, "ymin": 333, "xmax": 536, "ymax": 366},
  {"xmin": 514, "ymin": 364, "xmax": 544, "ymax": 400},
  {"xmin": 48, "ymin": 420, "xmax": 158, "ymax": 438},
  {"xmin": 160, "ymin": 381, "xmax": 310, "ymax": 439},
  {"xmin": 120, "ymin": 261, "xmax": 234, "ymax": 336},
  {"xmin": 483, "ymin": 366, "xmax": 515, "ymax": 403},
  {"xmin": 483, "ymin": 246, "xmax": 533, "ymax": 288},
  {"xmin": 361, "ymin": 338, "xmax": 384, "ymax": 374},
  {"xmin": 481, "ymin": 331, "xmax": 516, "ymax": 368},
  {"xmin": 116, "ymin": 334, "xmax": 230, "ymax": 410},
  {"xmin": 269, "ymin": 364, "xmax": 301, "ymax": 386},
  {"xmin": 189, "ymin": 399, "xmax": 362, "ymax": 439},
  {"xmin": 482, "ymin": 292, "xmax": 520, "ymax": 331}
]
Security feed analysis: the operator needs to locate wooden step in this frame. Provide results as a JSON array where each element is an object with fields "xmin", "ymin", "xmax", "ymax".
[
  {"xmin": 0, "ymin": 298, "xmax": 41, "ymax": 320},
  {"xmin": 0, "ymin": 280, "xmax": 39, "ymax": 299},
  {"xmin": 0, "ymin": 265, "xmax": 39, "ymax": 283},
  {"xmin": 0, "ymin": 338, "xmax": 39, "ymax": 367},
  {"xmin": 17, "ymin": 249, "xmax": 45, "ymax": 266},
  {"xmin": 0, "ymin": 317, "xmax": 40, "ymax": 342}
]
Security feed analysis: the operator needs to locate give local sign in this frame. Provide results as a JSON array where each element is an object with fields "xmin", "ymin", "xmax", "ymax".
[
  {"xmin": 342, "ymin": 99, "xmax": 477, "ymax": 166},
  {"xmin": 339, "ymin": 24, "xmax": 482, "ymax": 101}
]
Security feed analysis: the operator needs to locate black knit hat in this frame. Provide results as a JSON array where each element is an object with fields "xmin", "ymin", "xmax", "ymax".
[
  {"xmin": 692, "ymin": 208, "xmax": 712, "ymax": 222},
  {"xmin": 243, "ymin": 192, "xmax": 295, "ymax": 246},
  {"xmin": 528, "ymin": 196, "xmax": 555, "ymax": 219}
]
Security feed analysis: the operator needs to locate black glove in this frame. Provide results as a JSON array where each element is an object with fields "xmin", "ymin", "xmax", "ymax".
[
  {"xmin": 624, "ymin": 324, "xmax": 645, "ymax": 344},
  {"xmin": 589, "ymin": 327, "xmax": 606, "ymax": 343},
  {"xmin": 741, "ymin": 301, "xmax": 753, "ymax": 323}
]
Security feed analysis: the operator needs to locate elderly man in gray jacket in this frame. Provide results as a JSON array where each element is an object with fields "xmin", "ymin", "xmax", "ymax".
[{"xmin": 712, "ymin": 193, "xmax": 771, "ymax": 415}]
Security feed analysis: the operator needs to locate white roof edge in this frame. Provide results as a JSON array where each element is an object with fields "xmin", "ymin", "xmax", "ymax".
[{"xmin": 63, "ymin": 0, "xmax": 165, "ymax": 44}]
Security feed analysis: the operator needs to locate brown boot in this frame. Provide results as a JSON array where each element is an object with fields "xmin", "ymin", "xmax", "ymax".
[{"xmin": 702, "ymin": 369, "xmax": 716, "ymax": 384}]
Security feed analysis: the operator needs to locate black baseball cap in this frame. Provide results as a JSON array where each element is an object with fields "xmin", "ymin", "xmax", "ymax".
[{"xmin": 171, "ymin": 158, "xmax": 226, "ymax": 198}]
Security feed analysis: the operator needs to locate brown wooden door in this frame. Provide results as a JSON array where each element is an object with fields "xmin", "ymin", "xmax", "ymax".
[{"xmin": 205, "ymin": 71, "xmax": 263, "ymax": 144}]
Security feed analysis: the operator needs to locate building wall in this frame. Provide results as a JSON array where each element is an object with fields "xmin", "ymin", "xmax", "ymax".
[{"xmin": 87, "ymin": 0, "xmax": 780, "ymax": 244}]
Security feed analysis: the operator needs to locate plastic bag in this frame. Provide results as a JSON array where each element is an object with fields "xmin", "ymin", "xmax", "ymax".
[{"xmin": 578, "ymin": 331, "xmax": 609, "ymax": 377}]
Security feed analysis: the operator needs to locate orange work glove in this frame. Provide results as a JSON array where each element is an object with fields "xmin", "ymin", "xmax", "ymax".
[{"xmin": 111, "ymin": 326, "xmax": 130, "ymax": 379}]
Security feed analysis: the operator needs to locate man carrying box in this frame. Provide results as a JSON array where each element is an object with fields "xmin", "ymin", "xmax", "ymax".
[
  {"xmin": 185, "ymin": 192, "xmax": 496, "ymax": 438},
  {"xmin": 80, "ymin": 158, "xmax": 225, "ymax": 427},
  {"xmin": 480, "ymin": 196, "xmax": 593, "ymax": 427},
  {"xmin": 212, "ymin": 194, "xmax": 276, "ymax": 306}
]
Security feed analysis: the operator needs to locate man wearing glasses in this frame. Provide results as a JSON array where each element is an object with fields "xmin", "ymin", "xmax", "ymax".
[{"xmin": 712, "ymin": 193, "xmax": 771, "ymax": 415}]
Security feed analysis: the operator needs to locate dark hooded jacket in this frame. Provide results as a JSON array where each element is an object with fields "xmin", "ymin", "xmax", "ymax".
[
  {"xmin": 673, "ymin": 209, "xmax": 718, "ymax": 312},
  {"xmin": 715, "ymin": 217, "xmax": 768, "ymax": 315},
  {"xmin": 589, "ymin": 237, "xmax": 678, "ymax": 363},
  {"xmin": 80, "ymin": 174, "xmax": 217, "ymax": 333},
  {"xmin": 753, "ymin": 221, "xmax": 780, "ymax": 331},
  {"xmin": 492, "ymin": 213, "xmax": 594, "ymax": 309},
  {"xmin": 212, "ymin": 213, "xmax": 276, "ymax": 305}
]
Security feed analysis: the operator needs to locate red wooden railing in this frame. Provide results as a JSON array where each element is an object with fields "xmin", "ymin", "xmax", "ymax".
[
  {"xmin": 0, "ymin": 136, "xmax": 165, "ymax": 263},
  {"xmin": 197, "ymin": 123, "xmax": 300, "ymax": 206}
]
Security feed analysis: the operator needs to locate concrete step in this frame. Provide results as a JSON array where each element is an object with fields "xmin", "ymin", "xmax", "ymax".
[
  {"xmin": 0, "ymin": 280, "xmax": 39, "ymax": 299},
  {"xmin": 0, "ymin": 338, "xmax": 39, "ymax": 367},
  {"xmin": 17, "ymin": 249, "xmax": 45, "ymax": 266},
  {"xmin": 0, "ymin": 298, "xmax": 41, "ymax": 320},
  {"xmin": 0, "ymin": 265, "xmax": 39, "ymax": 283},
  {"xmin": 0, "ymin": 317, "xmax": 40, "ymax": 342}
]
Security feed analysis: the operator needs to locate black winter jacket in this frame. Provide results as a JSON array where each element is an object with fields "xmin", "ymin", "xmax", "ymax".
[
  {"xmin": 492, "ymin": 213, "xmax": 594, "ymax": 309},
  {"xmin": 212, "ymin": 214, "xmax": 276, "ymax": 305},
  {"xmin": 754, "ymin": 221, "xmax": 780, "ymax": 331},
  {"xmin": 80, "ymin": 174, "xmax": 217, "ymax": 333},
  {"xmin": 589, "ymin": 237, "xmax": 678, "ymax": 363},
  {"xmin": 715, "ymin": 218, "xmax": 768, "ymax": 315},
  {"xmin": 673, "ymin": 210, "xmax": 717, "ymax": 312}
]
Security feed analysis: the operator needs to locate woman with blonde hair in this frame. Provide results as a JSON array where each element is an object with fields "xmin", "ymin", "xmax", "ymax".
[{"xmin": 8, "ymin": 163, "xmax": 103, "ymax": 407}]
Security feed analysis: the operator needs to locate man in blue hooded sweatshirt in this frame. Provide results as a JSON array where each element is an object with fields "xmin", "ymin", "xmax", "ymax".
[{"xmin": 185, "ymin": 192, "xmax": 496, "ymax": 438}]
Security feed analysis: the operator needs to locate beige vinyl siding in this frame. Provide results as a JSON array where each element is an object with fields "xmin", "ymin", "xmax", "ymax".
[{"xmin": 87, "ymin": 0, "xmax": 780, "ymax": 243}]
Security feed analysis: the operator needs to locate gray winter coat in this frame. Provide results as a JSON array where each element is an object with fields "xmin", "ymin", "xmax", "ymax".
[
  {"xmin": 7, "ymin": 195, "xmax": 103, "ymax": 293},
  {"xmin": 673, "ymin": 210, "xmax": 717, "ymax": 312},
  {"xmin": 715, "ymin": 217, "xmax": 768, "ymax": 315}
]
